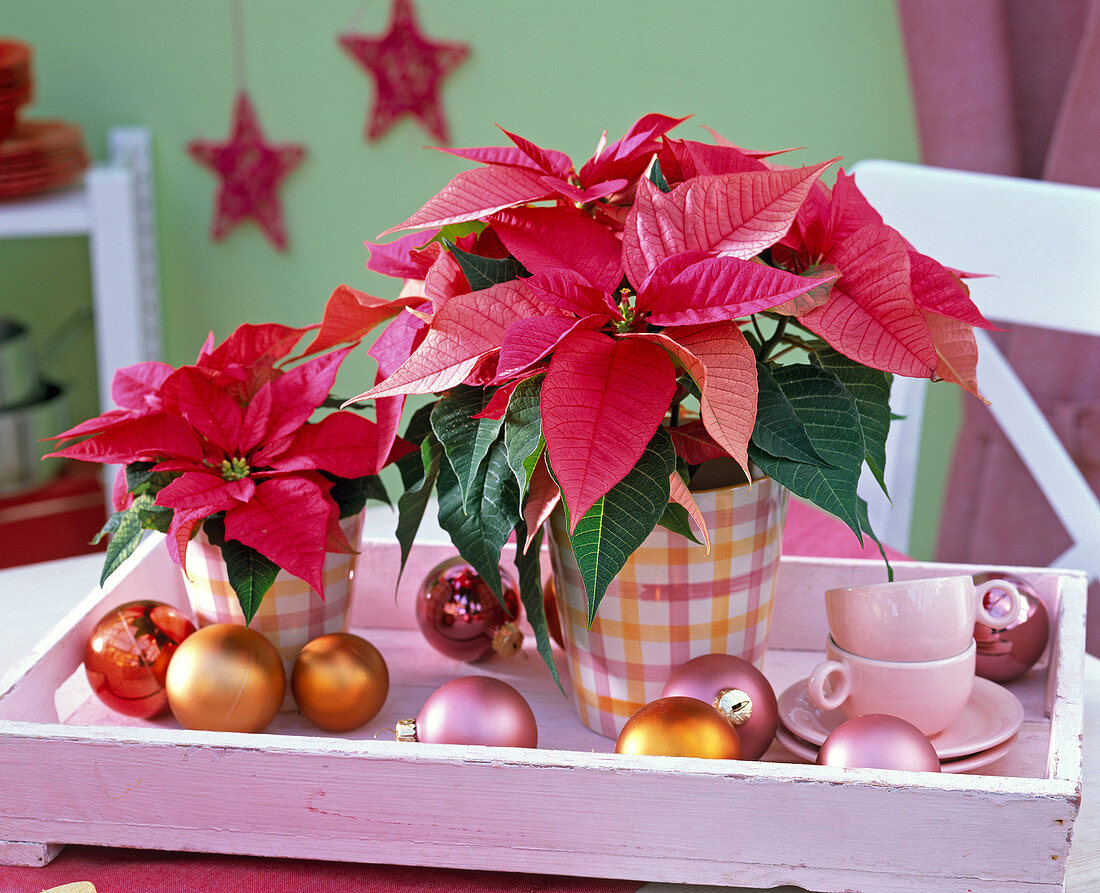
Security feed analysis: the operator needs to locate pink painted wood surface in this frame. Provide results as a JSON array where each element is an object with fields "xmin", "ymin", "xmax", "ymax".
[{"xmin": 0, "ymin": 533, "xmax": 1086, "ymax": 892}]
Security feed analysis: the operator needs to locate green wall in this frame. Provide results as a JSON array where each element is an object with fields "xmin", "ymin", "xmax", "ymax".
[{"xmin": 0, "ymin": 0, "xmax": 955, "ymax": 558}]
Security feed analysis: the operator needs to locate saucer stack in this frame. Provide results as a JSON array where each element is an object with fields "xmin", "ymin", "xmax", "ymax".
[
  {"xmin": 0, "ymin": 38, "xmax": 89, "ymax": 200},
  {"xmin": 776, "ymin": 575, "xmax": 1028, "ymax": 772}
]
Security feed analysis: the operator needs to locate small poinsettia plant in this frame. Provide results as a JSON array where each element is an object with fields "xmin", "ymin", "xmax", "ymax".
[
  {"xmin": 46, "ymin": 323, "xmax": 407, "ymax": 622},
  {"xmin": 314, "ymin": 113, "xmax": 991, "ymax": 681}
]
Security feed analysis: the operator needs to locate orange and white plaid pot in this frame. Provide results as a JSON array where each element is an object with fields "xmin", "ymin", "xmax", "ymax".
[
  {"xmin": 181, "ymin": 513, "xmax": 362, "ymax": 710},
  {"xmin": 547, "ymin": 478, "xmax": 789, "ymax": 738}
]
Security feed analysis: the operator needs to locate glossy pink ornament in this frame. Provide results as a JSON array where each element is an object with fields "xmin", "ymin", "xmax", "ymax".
[
  {"xmin": 973, "ymin": 572, "xmax": 1050, "ymax": 683},
  {"xmin": 84, "ymin": 600, "xmax": 196, "ymax": 719},
  {"xmin": 660, "ymin": 653, "xmax": 778, "ymax": 760},
  {"xmin": 400, "ymin": 676, "xmax": 537, "ymax": 748},
  {"xmin": 816, "ymin": 714, "xmax": 941, "ymax": 772},
  {"xmin": 416, "ymin": 557, "xmax": 523, "ymax": 662}
]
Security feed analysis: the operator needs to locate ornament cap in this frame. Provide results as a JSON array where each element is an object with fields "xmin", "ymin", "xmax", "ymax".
[
  {"xmin": 491, "ymin": 621, "xmax": 524, "ymax": 658},
  {"xmin": 714, "ymin": 688, "xmax": 754, "ymax": 726},
  {"xmin": 396, "ymin": 717, "xmax": 418, "ymax": 742}
]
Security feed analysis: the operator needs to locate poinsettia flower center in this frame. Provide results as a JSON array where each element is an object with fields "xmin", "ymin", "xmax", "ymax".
[
  {"xmin": 614, "ymin": 288, "xmax": 638, "ymax": 333},
  {"xmin": 219, "ymin": 456, "xmax": 251, "ymax": 481}
]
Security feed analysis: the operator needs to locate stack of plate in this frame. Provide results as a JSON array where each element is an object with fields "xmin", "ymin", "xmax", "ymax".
[
  {"xmin": 0, "ymin": 38, "xmax": 89, "ymax": 199},
  {"xmin": 775, "ymin": 674, "xmax": 1025, "ymax": 773}
]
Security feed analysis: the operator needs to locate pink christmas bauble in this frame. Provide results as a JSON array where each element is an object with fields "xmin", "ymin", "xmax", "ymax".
[
  {"xmin": 416, "ymin": 558, "xmax": 523, "ymax": 662},
  {"xmin": 414, "ymin": 676, "xmax": 537, "ymax": 748},
  {"xmin": 817, "ymin": 714, "xmax": 941, "ymax": 772},
  {"xmin": 972, "ymin": 572, "xmax": 1050, "ymax": 683},
  {"xmin": 660, "ymin": 654, "xmax": 778, "ymax": 760}
]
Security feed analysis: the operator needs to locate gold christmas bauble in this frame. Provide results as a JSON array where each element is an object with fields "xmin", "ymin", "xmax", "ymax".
[
  {"xmin": 165, "ymin": 624, "xmax": 285, "ymax": 733},
  {"xmin": 291, "ymin": 632, "xmax": 390, "ymax": 732},
  {"xmin": 615, "ymin": 696, "xmax": 743, "ymax": 760}
]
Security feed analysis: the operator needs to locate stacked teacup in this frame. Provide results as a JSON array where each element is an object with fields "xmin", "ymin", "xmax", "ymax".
[{"xmin": 808, "ymin": 576, "xmax": 1024, "ymax": 737}]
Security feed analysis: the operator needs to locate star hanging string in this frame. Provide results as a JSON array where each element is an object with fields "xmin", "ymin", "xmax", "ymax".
[
  {"xmin": 339, "ymin": 0, "xmax": 470, "ymax": 144},
  {"xmin": 187, "ymin": 90, "xmax": 306, "ymax": 252}
]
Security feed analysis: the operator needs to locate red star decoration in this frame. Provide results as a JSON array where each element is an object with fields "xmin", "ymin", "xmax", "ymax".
[
  {"xmin": 339, "ymin": 0, "xmax": 470, "ymax": 144},
  {"xmin": 186, "ymin": 90, "xmax": 306, "ymax": 252}
]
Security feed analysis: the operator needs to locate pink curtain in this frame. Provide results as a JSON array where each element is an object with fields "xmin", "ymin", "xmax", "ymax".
[{"xmin": 896, "ymin": 0, "xmax": 1100, "ymax": 651}]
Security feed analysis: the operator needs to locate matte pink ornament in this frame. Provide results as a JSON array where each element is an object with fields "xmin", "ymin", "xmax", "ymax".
[
  {"xmin": 660, "ymin": 653, "xmax": 778, "ymax": 760},
  {"xmin": 403, "ymin": 676, "xmax": 537, "ymax": 748},
  {"xmin": 973, "ymin": 572, "xmax": 1050, "ymax": 683},
  {"xmin": 816, "ymin": 714, "xmax": 941, "ymax": 772}
]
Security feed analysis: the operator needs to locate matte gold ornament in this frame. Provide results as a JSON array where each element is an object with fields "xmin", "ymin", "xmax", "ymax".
[
  {"xmin": 165, "ymin": 623, "xmax": 285, "ymax": 733},
  {"xmin": 615, "ymin": 696, "xmax": 743, "ymax": 760},
  {"xmin": 291, "ymin": 632, "xmax": 390, "ymax": 732}
]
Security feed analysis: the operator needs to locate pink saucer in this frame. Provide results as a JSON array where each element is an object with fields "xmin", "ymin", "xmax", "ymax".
[
  {"xmin": 774, "ymin": 724, "xmax": 1020, "ymax": 773},
  {"xmin": 777, "ymin": 675, "xmax": 1023, "ymax": 760}
]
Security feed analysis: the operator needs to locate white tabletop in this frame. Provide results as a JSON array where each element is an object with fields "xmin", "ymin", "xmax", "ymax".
[{"xmin": 1, "ymin": 553, "xmax": 1096, "ymax": 892}]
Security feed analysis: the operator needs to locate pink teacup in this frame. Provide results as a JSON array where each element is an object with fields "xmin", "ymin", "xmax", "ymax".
[
  {"xmin": 808, "ymin": 636, "xmax": 976, "ymax": 736},
  {"xmin": 825, "ymin": 575, "xmax": 1024, "ymax": 662}
]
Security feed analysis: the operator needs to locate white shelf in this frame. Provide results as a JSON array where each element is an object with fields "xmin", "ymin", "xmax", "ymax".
[{"xmin": 0, "ymin": 127, "xmax": 160, "ymax": 412}]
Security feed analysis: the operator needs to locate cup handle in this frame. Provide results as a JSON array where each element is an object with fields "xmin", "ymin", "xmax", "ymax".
[
  {"xmin": 808, "ymin": 659, "xmax": 851, "ymax": 711},
  {"xmin": 975, "ymin": 579, "xmax": 1025, "ymax": 630}
]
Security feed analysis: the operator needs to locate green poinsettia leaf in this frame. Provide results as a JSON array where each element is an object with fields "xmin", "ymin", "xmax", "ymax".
[
  {"xmin": 857, "ymin": 495, "xmax": 894, "ymax": 582},
  {"xmin": 436, "ymin": 436, "xmax": 520, "ymax": 603},
  {"xmin": 99, "ymin": 494, "xmax": 153, "ymax": 584},
  {"xmin": 513, "ymin": 520, "xmax": 563, "ymax": 693},
  {"xmin": 445, "ymin": 239, "xmax": 528, "ymax": 291},
  {"xmin": 431, "ymin": 386, "xmax": 505, "ymax": 513},
  {"xmin": 504, "ymin": 374, "xmax": 545, "ymax": 499},
  {"xmin": 217, "ymin": 538, "xmax": 280, "ymax": 624},
  {"xmin": 748, "ymin": 363, "xmax": 866, "ymax": 539},
  {"xmin": 135, "ymin": 502, "xmax": 173, "ymax": 534},
  {"xmin": 397, "ymin": 402, "xmax": 437, "ymax": 491},
  {"xmin": 649, "ymin": 159, "xmax": 672, "ymax": 193},
  {"xmin": 751, "ymin": 361, "xmax": 827, "ymax": 465},
  {"xmin": 326, "ymin": 472, "xmax": 390, "ymax": 517},
  {"xmin": 395, "ymin": 434, "xmax": 444, "ymax": 594},
  {"xmin": 125, "ymin": 461, "xmax": 175, "ymax": 497},
  {"xmin": 813, "ymin": 345, "xmax": 893, "ymax": 498},
  {"xmin": 656, "ymin": 500, "xmax": 703, "ymax": 545},
  {"xmin": 565, "ymin": 428, "xmax": 676, "ymax": 624}
]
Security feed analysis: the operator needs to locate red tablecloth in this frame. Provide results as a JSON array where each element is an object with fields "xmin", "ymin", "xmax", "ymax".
[{"xmin": 2, "ymin": 499, "xmax": 893, "ymax": 893}]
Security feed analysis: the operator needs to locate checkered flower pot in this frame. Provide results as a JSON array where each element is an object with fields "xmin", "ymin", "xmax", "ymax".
[
  {"xmin": 547, "ymin": 478, "xmax": 789, "ymax": 738},
  {"xmin": 181, "ymin": 513, "xmax": 362, "ymax": 711}
]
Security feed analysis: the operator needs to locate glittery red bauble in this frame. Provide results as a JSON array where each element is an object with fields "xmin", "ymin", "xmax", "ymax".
[
  {"xmin": 660, "ymin": 653, "xmax": 778, "ymax": 760},
  {"xmin": 84, "ymin": 600, "xmax": 196, "ymax": 718},
  {"xmin": 817, "ymin": 714, "xmax": 941, "ymax": 772},
  {"xmin": 973, "ymin": 572, "xmax": 1051, "ymax": 683},
  {"xmin": 416, "ymin": 557, "xmax": 523, "ymax": 662},
  {"xmin": 412, "ymin": 676, "xmax": 538, "ymax": 747}
]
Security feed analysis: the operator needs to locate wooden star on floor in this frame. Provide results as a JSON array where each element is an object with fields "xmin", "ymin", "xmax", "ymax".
[
  {"xmin": 186, "ymin": 90, "xmax": 306, "ymax": 252},
  {"xmin": 339, "ymin": 0, "xmax": 470, "ymax": 144}
]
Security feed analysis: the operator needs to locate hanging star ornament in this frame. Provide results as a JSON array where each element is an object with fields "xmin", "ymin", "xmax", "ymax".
[
  {"xmin": 339, "ymin": 0, "xmax": 470, "ymax": 144},
  {"xmin": 187, "ymin": 90, "xmax": 306, "ymax": 252}
]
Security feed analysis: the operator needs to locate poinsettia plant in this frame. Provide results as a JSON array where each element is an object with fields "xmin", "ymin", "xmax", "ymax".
[
  {"xmin": 46, "ymin": 323, "xmax": 407, "ymax": 622},
  {"xmin": 314, "ymin": 113, "xmax": 990, "ymax": 681}
]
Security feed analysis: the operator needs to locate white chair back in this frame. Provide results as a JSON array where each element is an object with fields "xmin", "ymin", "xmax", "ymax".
[{"xmin": 850, "ymin": 160, "xmax": 1100, "ymax": 581}]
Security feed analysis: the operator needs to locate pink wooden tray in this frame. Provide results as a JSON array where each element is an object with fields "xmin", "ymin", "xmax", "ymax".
[{"xmin": 0, "ymin": 534, "xmax": 1085, "ymax": 893}]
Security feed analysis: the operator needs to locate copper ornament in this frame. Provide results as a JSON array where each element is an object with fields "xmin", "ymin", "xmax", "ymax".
[
  {"xmin": 292, "ymin": 632, "xmax": 389, "ymax": 732},
  {"xmin": 165, "ymin": 623, "xmax": 285, "ymax": 733},
  {"xmin": 615, "ymin": 696, "xmax": 743, "ymax": 760}
]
